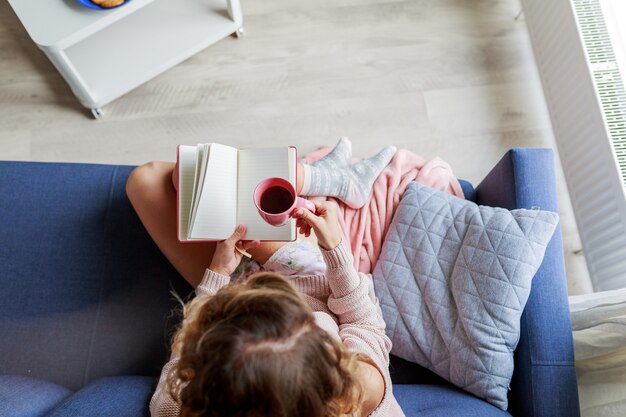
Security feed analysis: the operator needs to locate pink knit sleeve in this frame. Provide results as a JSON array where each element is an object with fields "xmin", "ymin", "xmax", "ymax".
[
  {"xmin": 149, "ymin": 356, "xmax": 181, "ymax": 417},
  {"xmin": 321, "ymin": 241, "xmax": 392, "ymax": 367},
  {"xmin": 321, "ymin": 241, "xmax": 401, "ymax": 416},
  {"xmin": 149, "ymin": 269, "xmax": 230, "ymax": 417},
  {"xmin": 196, "ymin": 268, "xmax": 231, "ymax": 297}
]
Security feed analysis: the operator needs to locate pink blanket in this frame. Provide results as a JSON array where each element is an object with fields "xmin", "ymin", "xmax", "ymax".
[{"xmin": 302, "ymin": 148, "xmax": 464, "ymax": 273}]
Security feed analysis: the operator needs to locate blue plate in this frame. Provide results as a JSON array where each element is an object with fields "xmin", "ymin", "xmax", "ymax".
[{"xmin": 76, "ymin": 0, "xmax": 129, "ymax": 10}]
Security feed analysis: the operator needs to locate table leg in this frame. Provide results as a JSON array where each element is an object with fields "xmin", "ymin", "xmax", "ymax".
[
  {"xmin": 41, "ymin": 47, "xmax": 97, "ymax": 109},
  {"xmin": 226, "ymin": 0, "xmax": 243, "ymax": 35}
]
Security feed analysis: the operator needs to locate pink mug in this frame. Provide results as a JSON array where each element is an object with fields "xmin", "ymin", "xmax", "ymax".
[{"xmin": 253, "ymin": 177, "xmax": 316, "ymax": 227}]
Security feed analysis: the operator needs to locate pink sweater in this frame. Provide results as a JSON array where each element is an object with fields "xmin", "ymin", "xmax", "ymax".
[{"xmin": 150, "ymin": 241, "xmax": 405, "ymax": 417}]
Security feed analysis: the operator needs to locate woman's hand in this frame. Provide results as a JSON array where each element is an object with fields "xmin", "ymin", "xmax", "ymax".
[
  {"xmin": 295, "ymin": 201, "xmax": 342, "ymax": 250},
  {"xmin": 209, "ymin": 225, "xmax": 260, "ymax": 276}
]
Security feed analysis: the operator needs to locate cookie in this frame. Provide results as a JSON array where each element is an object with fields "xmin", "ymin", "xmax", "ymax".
[{"xmin": 91, "ymin": 0, "xmax": 125, "ymax": 8}]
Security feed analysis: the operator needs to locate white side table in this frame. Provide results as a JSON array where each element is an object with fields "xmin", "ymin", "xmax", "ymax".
[{"xmin": 7, "ymin": 0, "xmax": 243, "ymax": 119}]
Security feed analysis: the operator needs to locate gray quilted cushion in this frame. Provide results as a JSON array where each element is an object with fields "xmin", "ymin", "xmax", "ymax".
[{"xmin": 372, "ymin": 182, "xmax": 559, "ymax": 410}]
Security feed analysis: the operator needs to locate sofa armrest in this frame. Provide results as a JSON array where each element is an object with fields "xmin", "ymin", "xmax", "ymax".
[{"xmin": 475, "ymin": 148, "xmax": 580, "ymax": 417}]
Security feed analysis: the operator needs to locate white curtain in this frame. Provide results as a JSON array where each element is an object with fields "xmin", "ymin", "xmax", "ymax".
[{"xmin": 570, "ymin": 288, "xmax": 626, "ymax": 417}]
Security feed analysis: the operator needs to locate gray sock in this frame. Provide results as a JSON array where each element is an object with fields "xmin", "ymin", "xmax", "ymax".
[
  {"xmin": 311, "ymin": 137, "xmax": 352, "ymax": 170},
  {"xmin": 301, "ymin": 145, "xmax": 397, "ymax": 209}
]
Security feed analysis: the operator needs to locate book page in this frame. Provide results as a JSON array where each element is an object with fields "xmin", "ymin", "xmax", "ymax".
[
  {"xmin": 188, "ymin": 143, "xmax": 209, "ymax": 232},
  {"xmin": 237, "ymin": 147, "xmax": 296, "ymax": 241},
  {"xmin": 189, "ymin": 143, "xmax": 238, "ymax": 240},
  {"xmin": 177, "ymin": 145, "xmax": 199, "ymax": 241}
]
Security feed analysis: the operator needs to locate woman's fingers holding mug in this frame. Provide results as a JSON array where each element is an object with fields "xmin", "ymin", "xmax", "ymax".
[
  {"xmin": 295, "ymin": 207, "xmax": 320, "ymax": 229},
  {"xmin": 296, "ymin": 202, "xmax": 342, "ymax": 250},
  {"xmin": 312, "ymin": 200, "xmax": 338, "ymax": 217},
  {"xmin": 296, "ymin": 217, "xmax": 312, "ymax": 237}
]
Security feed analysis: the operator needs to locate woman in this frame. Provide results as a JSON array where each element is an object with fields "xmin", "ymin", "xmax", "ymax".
[{"xmin": 126, "ymin": 138, "xmax": 405, "ymax": 416}]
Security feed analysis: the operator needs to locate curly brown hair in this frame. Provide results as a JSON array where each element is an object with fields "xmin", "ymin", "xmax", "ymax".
[{"xmin": 168, "ymin": 272, "xmax": 363, "ymax": 417}]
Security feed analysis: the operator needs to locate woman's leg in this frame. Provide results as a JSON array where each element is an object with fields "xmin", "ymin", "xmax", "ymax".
[
  {"xmin": 298, "ymin": 142, "xmax": 396, "ymax": 209},
  {"xmin": 126, "ymin": 162, "xmax": 286, "ymax": 288}
]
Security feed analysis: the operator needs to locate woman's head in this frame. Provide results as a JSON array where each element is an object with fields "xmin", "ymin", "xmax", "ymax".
[{"xmin": 169, "ymin": 272, "xmax": 362, "ymax": 417}]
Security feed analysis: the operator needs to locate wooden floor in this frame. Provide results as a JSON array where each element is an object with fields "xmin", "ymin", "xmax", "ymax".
[{"xmin": 0, "ymin": 0, "xmax": 592, "ymax": 294}]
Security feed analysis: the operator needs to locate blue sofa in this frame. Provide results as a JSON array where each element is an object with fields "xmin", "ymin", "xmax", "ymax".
[{"xmin": 0, "ymin": 148, "xmax": 580, "ymax": 417}]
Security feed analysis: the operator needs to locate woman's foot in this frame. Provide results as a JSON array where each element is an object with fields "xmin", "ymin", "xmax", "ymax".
[
  {"xmin": 301, "ymin": 145, "xmax": 397, "ymax": 209},
  {"xmin": 311, "ymin": 137, "xmax": 352, "ymax": 170}
]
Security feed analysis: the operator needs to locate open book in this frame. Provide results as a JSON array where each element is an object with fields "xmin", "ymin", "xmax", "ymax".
[{"xmin": 177, "ymin": 143, "xmax": 297, "ymax": 242}]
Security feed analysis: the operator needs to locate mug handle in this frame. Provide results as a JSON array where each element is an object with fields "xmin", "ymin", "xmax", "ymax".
[{"xmin": 293, "ymin": 197, "xmax": 316, "ymax": 215}]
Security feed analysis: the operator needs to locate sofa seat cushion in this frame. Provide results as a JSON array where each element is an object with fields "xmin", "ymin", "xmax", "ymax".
[
  {"xmin": 394, "ymin": 384, "xmax": 512, "ymax": 417},
  {"xmin": 0, "ymin": 162, "xmax": 192, "ymax": 391},
  {"xmin": 0, "ymin": 375, "xmax": 72, "ymax": 417},
  {"xmin": 46, "ymin": 376, "xmax": 155, "ymax": 417}
]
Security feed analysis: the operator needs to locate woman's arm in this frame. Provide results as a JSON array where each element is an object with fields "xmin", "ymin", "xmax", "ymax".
[
  {"xmin": 324, "ymin": 242, "xmax": 391, "ymax": 416},
  {"xmin": 295, "ymin": 202, "xmax": 391, "ymax": 415},
  {"xmin": 150, "ymin": 227, "xmax": 253, "ymax": 417},
  {"xmin": 321, "ymin": 241, "xmax": 391, "ymax": 366},
  {"xmin": 150, "ymin": 268, "xmax": 231, "ymax": 417},
  {"xmin": 150, "ymin": 356, "xmax": 182, "ymax": 417},
  {"xmin": 295, "ymin": 202, "xmax": 391, "ymax": 361}
]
